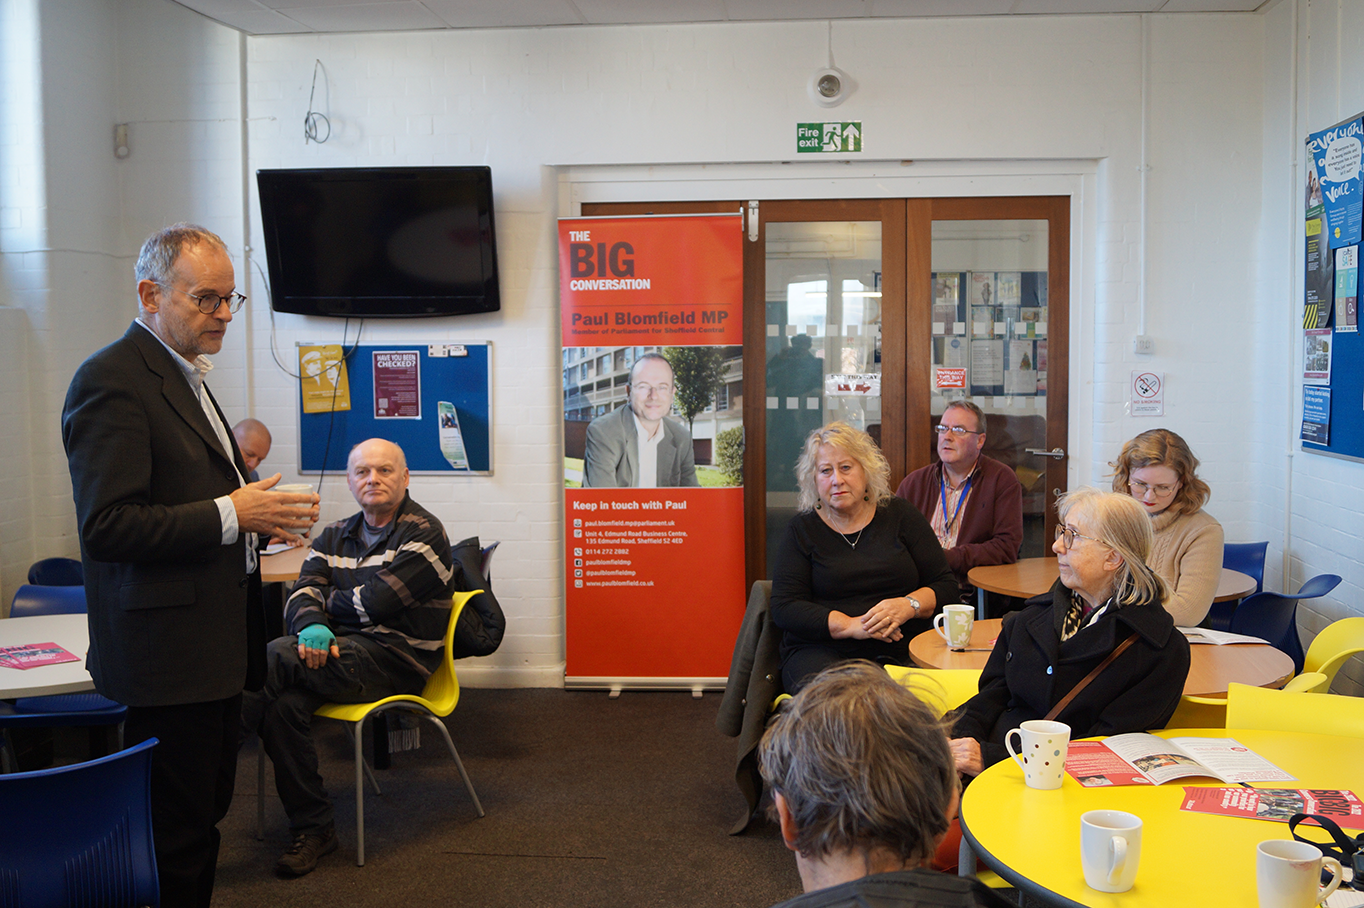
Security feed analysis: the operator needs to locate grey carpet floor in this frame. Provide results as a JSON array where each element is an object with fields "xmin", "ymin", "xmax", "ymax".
[{"xmin": 213, "ymin": 687, "xmax": 801, "ymax": 908}]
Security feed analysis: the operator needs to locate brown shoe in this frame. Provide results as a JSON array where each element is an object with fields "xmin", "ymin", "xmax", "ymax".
[{"xmin": 276, "ymin": 827, "xmax": 338, "ymax": 876}]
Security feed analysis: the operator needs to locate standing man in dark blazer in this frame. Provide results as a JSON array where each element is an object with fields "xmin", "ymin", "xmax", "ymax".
[{"xmin": 62, "ymin": 223, "xmax": 319, "ymax": 907}]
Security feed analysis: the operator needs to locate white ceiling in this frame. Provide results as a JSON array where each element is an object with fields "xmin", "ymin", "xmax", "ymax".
[{"xmin": 172, "ymin": 0, "xmax": 1270, "ymax": 36}]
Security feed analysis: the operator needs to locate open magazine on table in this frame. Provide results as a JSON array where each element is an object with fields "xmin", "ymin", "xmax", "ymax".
[
  {"xmin": 1065, "ymin": 733, "xmax": 1296, "ymax": 787},
  {"xmin": 1178, "ymin": 627, "xmax": 1270, "ymax": 645}
]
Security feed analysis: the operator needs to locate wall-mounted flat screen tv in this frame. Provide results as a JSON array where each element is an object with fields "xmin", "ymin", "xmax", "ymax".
[{"xmin": 257, "ymin": 166, "xmax": 500, "ymax": 318}]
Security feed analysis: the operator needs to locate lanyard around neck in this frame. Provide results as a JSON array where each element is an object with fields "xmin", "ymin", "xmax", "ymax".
[{"xmin": 939, "ymin": 469, "xmax": 974, "ymax": 535}]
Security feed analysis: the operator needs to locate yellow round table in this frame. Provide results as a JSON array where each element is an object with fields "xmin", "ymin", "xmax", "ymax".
[{"xmin": 959, "ymin": 727, "xmax": 1364, "ymax": 907}]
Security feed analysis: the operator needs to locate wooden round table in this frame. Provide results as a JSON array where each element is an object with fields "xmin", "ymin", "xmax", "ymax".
[
  {"xmin": 966, "ymin": 558, "xmax": 1257, "ymax": 617},
  {"xmin": 909, "ymin": 618, "xmax": 1294, "ymax": 697},
  {"xmin": 261, "ymin": 545, "xmax": 310, "ymax": 583}
]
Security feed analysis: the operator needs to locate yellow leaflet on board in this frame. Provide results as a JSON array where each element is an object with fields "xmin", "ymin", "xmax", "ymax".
[{"xmin": 299, "ymin": 344, "xmax": 351, "ymax": 413}]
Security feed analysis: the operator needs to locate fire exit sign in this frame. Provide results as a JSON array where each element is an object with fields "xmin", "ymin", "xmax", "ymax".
[{"xmin": 797, "ymin": 122, "xmax": 863, "ymax": 153}]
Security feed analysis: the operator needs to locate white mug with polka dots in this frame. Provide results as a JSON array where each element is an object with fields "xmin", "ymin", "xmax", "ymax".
[{"xmin": 1004, "ymin": 719, "xmax": 1070, "ymax": 790}]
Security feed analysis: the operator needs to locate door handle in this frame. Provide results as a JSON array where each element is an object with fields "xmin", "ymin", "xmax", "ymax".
[{"xmin": 1025, "ymin": 447, "xmax": 1067, "ymax": 460}]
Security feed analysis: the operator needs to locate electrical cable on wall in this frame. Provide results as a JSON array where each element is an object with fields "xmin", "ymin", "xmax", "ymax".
[{"xmin": 304, "ymin": 59, "xmax": 330, "ymax": 144}]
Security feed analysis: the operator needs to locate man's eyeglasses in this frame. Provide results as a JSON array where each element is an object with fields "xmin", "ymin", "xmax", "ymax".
[
  {"xmin": 157, "ymin": 283, "xmax": 247, "ymax": 315},
  {"xmin": 1129, "ymin": 479, "xmax": 1178, "ymax": 497},
  {"xmin": 935, "ymin": 425, "xmax": 983, "ymax": 437},
  {"xmin": 1054, "ymin": 525, "xmax": 1106, "ymax": 551},
  {"xmin": 633, "ymin": 383, "xmax": 672, "ymax": 396}
]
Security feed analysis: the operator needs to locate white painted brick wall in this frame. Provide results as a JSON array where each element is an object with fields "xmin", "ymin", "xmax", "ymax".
[{"xmin": 11, "ymin": 3, "xmax": 1362, "ymax": 692}]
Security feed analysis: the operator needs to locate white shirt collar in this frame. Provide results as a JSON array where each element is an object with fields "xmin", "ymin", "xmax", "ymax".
[{"xmin": 136, "ymin": 317, "xmax": 214, "ymax": 388}]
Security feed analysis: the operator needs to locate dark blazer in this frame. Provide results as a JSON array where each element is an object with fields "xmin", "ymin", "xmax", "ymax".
[
  {"xmin": 951, "ymin": 579, "xmax": 1190, "ymax": 769},
  {"xmin": 62, "ymin": 322, "xmax": 264, "ymax": 707},
  {"xmin": 896, "ymin": 454, "xmax": 1023, "ymax": 596},
  {"xmin": 582, "ymin": 404, "xmax": 699, "ymax": 487}
]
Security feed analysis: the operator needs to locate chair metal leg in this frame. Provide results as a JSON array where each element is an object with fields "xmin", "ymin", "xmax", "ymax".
[
  {"xmin": 421, "ymin": 715, "xmax": 485, "ymax": 818},
  {"xmin": 340, "ymin": 722, "xmax": 382, "ymax": 795},
  {"xmin": 256, "ymin": 744, "xmax": 266, "ymax": 841},
  {"xmin": 353, "ymin": 719, "xmax": 366, "ymax": 866}
]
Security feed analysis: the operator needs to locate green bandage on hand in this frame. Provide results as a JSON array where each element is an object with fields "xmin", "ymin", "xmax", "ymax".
[{"xmin": 298, "ymin": 624, "xmax": 336, "ymax": 651}]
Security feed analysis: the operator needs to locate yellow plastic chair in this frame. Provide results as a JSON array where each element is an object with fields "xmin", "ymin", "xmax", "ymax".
[
  {"xmin": 259, "ymin": 590, "xmax": 488, "ymax": 866},
  {"xmin": 883, "ymin": 666, "xmax": 982, "ymax": 718},
  {"xmin": 1281, "ymin": 671, "xmax": 1329, "ymax": 693},
  {"xmin": 1303, "ymin": 617, "xmax": 1364, "ymax": 692},
  {"xmin": 1165, "ymin": 672, "xmax": 1330, "ymax": 729},
  {"xmin": 1225, "ymin": 681, "xmax": 1364, "ymax": 737}
]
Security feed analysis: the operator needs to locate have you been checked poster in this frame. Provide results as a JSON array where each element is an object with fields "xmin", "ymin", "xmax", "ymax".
[{"xmin": 559, "ymin": 214, "xmax": 744, "ymax": 686}]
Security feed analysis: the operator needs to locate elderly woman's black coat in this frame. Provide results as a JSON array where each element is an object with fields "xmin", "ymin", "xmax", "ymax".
[{"xmin": 951, "ymin": 578, "xmax": 1190, "ymax": 769}]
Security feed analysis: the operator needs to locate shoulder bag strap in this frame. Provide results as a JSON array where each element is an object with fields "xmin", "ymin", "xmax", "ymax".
[{"xmin": 1044, "ymin": 632, "xmax": 1141, "ymax": 722}]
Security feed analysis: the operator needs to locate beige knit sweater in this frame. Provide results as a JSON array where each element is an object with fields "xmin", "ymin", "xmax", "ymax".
[{"xmin": 1149, "ymin": 507, "xmax": 1225, "ymax": 626}]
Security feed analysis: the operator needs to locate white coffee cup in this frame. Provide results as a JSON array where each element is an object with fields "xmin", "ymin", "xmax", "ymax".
[
  {"xmin": 934, "ymin": 604, "xmax": 975, "ymax": 648},
  {"xmin": 1257, "ymin": 839, "xmax": 1342, "ymax": 908},
  {"xmin": 273, "ymin": 482, "xmax": 314, "ymax": 500},
  {"xmin": 1081, "ymin": 810, "xmax": 1142, "ymax": 893},
  {"xmin": 1004, "ymin": 719, "xmax": 1070, "ymax": 790},
  {"xmin": 271, "ymin": 483, "xmax": 317, "ymax": 533}
]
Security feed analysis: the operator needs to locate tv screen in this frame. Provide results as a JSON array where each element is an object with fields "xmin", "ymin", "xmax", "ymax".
[{"xmin": 256, "ymin": 166, "xmax": 500, "ymax": 318}]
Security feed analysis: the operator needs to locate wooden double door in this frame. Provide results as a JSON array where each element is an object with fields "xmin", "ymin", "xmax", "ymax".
[{"xmin": 581, "ymin": 196, "xmax": 1070, "ymax": 590}]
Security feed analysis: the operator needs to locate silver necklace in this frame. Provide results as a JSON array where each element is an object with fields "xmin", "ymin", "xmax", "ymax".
[{"xmin": 839, "ymin": 527, "xmax": 865, "ymax": 549}]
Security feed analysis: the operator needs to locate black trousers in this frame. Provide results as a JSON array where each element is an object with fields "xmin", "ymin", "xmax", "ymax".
[
  {"xmin": 245, "ymin": 635, "xmax": 417, "ymax": 836},
  {"xmin": 123, "ymin": 695, "xmax": 242, "ymax": 908}
]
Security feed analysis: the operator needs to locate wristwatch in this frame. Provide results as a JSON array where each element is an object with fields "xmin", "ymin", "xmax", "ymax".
[{"xmin": 907, "ymin": 596, "xmax": 923, "ymax": 618}]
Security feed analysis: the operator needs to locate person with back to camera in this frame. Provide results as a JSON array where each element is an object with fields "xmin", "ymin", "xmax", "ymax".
[
  {"xmin": 770, "ymin": 422, "xmax": 958, "ymax": 694},
  {"xmin": 759, "ymin": 661, "xmax": 1014, "ymax": 908},
  {"xmin": 1110, "ymin": 428, "xmax": 1224, "ymax": 627},
  {"xmin": 949, "ymin": 488, "xmax": 1190, "ymax": 777}
]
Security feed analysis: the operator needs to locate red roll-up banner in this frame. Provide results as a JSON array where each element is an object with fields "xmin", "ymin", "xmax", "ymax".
[{"xmin": 560, "ymin": 214, "xmax": 745, "ymax": 686}]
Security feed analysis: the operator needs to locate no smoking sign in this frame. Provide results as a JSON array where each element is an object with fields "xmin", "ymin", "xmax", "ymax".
[{"xmin": 1131, "ymin": 371, "xmax": 1164, "ymax": 417}]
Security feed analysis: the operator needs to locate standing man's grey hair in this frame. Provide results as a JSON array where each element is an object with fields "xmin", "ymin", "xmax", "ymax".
[
  {"xmin": 134, "ymin": 223, "xmax": 229, "ymax": 286},
  {"xmin": 759, "ymin": 661, "xmax": 957, "ymax": 866},
  {"xmin": 944, "ymin": 399, "xmax": 987, "ymax": 436}
]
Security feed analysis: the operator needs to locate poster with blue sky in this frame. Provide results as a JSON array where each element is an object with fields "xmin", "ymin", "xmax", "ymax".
[{"xmin": 1308, "ymin": 117, "xmax": 1364, "ymax": 249}]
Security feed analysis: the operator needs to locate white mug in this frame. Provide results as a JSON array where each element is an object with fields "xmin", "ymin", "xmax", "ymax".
[
  {"xmin": 1004, "ymin": 719, "xmax": 1070, "ymax": 790},
  {"xmin": 934, "ymin": 604, "xmax": 975, "ymax": 648},
  {"xmin": 272, "ymin": 483, "xmax": 317, "ymax": 534},
  {"xmin": 1081, "ymin": 810, "xmax": 1142, "ymax": 893},
  {"xmin": 1257, "ymin": 839, "xmax": 1343, "ymax": 908}
]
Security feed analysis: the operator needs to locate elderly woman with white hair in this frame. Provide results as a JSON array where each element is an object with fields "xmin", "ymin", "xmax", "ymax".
[
  {"xmin": 950, "ymin": 488, "xmax": 1191, "ymax": 775},
  {"xmin": 770, "ymin": 422, "xmax": 958, "ymax": 694}
]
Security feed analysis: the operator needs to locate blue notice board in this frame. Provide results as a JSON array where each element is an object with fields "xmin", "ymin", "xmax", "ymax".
[
  {"xmin": 298, "ymin": 342, "xmax": 491, "ymax": 474},
  {"xmin": 1301, "ymin": 325, "xmax": 1364, "ymax": 463}
]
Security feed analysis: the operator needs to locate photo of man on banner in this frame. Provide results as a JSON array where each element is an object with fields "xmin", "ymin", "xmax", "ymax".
[{"xmin": 582, "ymin": 352, "xmax": 699, "ymax": 488}]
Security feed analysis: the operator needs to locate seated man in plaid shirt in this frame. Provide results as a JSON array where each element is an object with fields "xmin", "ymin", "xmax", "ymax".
[{"xmin": 248, "ymin": 437, "xmax": 468, "ymax": 877}]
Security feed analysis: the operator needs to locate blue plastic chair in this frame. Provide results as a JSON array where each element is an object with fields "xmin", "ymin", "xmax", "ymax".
[
  {"xmin": 1205, "ymin": 541, "xmax": 1269, "ymax": 630},
  {"xmin": 0, "ymin": 585, "xmax": 126, "ymax": 773},
  {"xmin": 1228, "ymin": 573, "xmax": 1342, "ymax": 673},
  {"xmin": 0, "ymin": 738, "xmax": 159, "ymax": 907},
  {"xmin": 26, "ymin": 556, "xmax": 84, "ymax": 586}
]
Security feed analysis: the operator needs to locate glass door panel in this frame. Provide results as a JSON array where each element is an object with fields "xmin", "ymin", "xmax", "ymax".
[
  {"xmin": 764, "ymin": 220, "xmax": 882, "ymax": 570},
  {"xmin": 929, "ymin": 218, "xmax": 1051, "ymax": 558}
]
